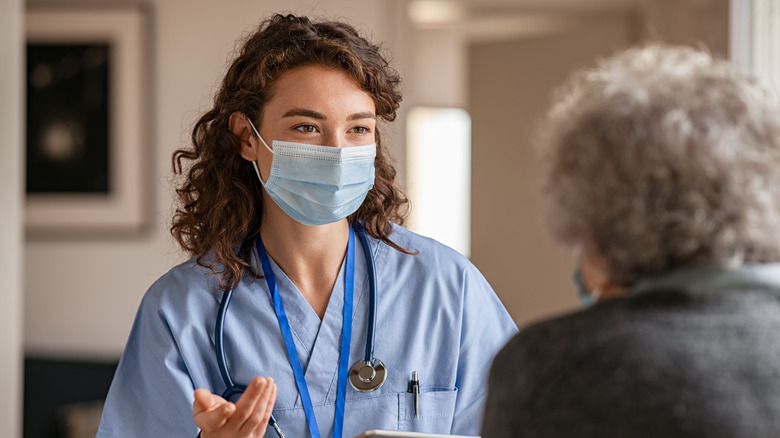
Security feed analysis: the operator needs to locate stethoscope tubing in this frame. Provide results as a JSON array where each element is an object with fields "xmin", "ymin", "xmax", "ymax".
[
  {"xmin": 216, "ymin": 288, "xmax": 237, "ymax": 393},
  {"xmin": 355, "ymin": 223, "xmax": 377, "ymax": 363},
  {"xmin": 216, "ymin": 287, "xmax": 280, "ymax": 428}
]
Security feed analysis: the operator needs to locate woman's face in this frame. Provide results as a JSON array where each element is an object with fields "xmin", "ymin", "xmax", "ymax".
[{"xmin": 250, "ymin": 64, "xmax": 377, "ymax": 181}]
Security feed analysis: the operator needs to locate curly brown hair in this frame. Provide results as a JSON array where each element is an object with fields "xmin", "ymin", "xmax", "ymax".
[{"xmin": 171, "ymin": 14, "xmax": 409, "ymax": 290}]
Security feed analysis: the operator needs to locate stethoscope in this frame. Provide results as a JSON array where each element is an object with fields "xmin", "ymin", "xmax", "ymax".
[{"xmin": 214, "ymin": 224, "xmax": 386, "ymax": 437}]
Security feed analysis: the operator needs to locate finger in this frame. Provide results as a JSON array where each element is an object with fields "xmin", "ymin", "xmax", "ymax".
[
  {"xmin": 193, "ymin": 390, "xmax": 235, "ymax": 431},
  {"xmin": 193, "ymin": 388, "xmax": 216, "ymax": 414},
  {"xmin": 258, "ymin": 379, "xmax": 276, "ymax": 422},
  {"xmin": 240, "ymin": 378, "xmax": 277, "ymax": 436},
  {"xmin": 195, "ymin": 401, "xmax": 235, "ymax": 432},
  {"xmin": 232, "ymin": 377, "xmax": 269, "ymax": 426},
  {"xmin": 197, "ymin": 403, "xmax": 236, "ymax": 432},
  {"xmin": 262, "ymin": 381, "xmax": 277, "ymax": 420},
  {"xmin": 256, "ymin": 382, "xmax": 278, "ymax": 433}
]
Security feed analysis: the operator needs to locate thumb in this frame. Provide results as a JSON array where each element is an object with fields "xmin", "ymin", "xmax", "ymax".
[{"xmin": 193, "ymin": 388, "xmax": 219, "ymax": 413}]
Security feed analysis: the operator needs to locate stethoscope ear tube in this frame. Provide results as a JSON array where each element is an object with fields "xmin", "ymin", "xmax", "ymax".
[
  {"xmin": 216, "ymin": 288, "xmax": 236, "ymax": 393},
  {"xmin": 355, "ymin": 224, "xmax": 377, "ymax": 363},
  {"xmin": 216, "ymin": 287, "xmax": 284, "ymax": 436},
  {"xmin": 349, "ymin": 224, "xmax": 386, "ymax": 393}
]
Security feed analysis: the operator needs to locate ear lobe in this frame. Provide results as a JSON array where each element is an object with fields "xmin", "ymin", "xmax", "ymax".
[{"xmin": 229, "ymin": 112, "xmax": 258, "ymax": 161}]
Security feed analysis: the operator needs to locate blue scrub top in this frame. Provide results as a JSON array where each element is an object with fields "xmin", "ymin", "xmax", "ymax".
[{"xmin": 96, "ymin": 225, "xmax": 518, "ymax": 438}]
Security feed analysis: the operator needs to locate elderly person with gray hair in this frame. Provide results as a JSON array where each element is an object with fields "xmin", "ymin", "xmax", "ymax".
[{"xmin": 481, "ymin": 43, "xmax": 780, "ymax": 438}]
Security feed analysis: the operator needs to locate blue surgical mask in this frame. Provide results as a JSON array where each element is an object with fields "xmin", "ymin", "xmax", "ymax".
[
  {"xmin": 247, "ymin": 119, "xmax": 376, "ymax": 226},
  {"xmin": 572, "ymin": 268, "xmax": 599, "ymax": 307}
]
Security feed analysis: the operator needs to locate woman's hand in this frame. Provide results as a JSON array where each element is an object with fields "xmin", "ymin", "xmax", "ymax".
[{"xmin": 193, "ymin": 376, "xmax": 277, "ymax": 438}]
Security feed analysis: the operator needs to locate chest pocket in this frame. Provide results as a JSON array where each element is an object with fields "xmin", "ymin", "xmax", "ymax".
[
  {"xmin": 398, "ymin": 387, "xmax": 458, "ymax": 432},
  {"xmin": 271, "ymin": 387, "xmax": 459, "ymax": 437}
]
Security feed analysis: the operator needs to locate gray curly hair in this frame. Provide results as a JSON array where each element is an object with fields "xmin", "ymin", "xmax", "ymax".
[{"xmin": 542, "ymin": 43, "xmax": 780, "ymax": 286}]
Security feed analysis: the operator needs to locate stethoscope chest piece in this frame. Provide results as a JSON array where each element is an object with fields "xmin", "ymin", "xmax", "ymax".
[{"xmin": 349, "ymin": 359, "xmax": 387, "ymax": 392}]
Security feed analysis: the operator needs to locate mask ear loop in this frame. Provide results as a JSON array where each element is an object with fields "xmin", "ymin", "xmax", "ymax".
[
  {"xmin": 246, "ymin": 117, "xmax": 274, "ymax": 153},
  {"xmin": 251, "ymin": 162, "xmax": 264, "ymax": 183},
  {"xmin": 246, "ymin": 117, "xmax": 274, "ymax": 183}
]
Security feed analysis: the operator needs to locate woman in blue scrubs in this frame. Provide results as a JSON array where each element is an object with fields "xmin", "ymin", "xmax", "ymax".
[{"xmin": 97, "ymin": 13, "xmax": 517, "ymax": 438}]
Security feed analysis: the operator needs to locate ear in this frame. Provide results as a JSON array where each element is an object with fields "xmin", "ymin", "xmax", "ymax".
[
  {"xmin": 578, "ymin": 242, "xmax": 610, "ymax": 292},
  {"xmin": 578, "ymin": 238, "xmax": 626, "ymax": 300},
  {"xmin": 229, "ymin": 112, "xmax": 258, "ymax": 161}
]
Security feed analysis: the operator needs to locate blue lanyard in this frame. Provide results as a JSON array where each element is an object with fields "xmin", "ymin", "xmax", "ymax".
[{"xmin": 256, "ymin": 226, "xmax": 355, "ymax": 438}]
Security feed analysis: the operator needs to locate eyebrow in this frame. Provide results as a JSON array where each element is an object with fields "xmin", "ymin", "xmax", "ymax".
[
  {"xmin": 348, "ymin": 111, "xmax": 376, "ymax": 121},
  {"xmin": 282, "ymin": 108, "xmax": 376, "ymax": 121}
]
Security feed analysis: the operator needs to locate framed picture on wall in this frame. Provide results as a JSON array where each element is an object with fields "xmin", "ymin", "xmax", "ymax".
[{"xmin": 25, "ymin": 6, "xmax": 148, "ymax": 236}]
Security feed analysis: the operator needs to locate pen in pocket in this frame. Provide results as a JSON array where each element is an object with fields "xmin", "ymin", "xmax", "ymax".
[{"xmin": 410, "ymin": 371, "xmax": 420, "ymax": 418}]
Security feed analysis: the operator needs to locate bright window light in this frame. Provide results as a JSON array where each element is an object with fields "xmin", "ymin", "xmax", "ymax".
[
  {"xmin": 407, "ymin": 0, "xmax": 466, "ymax": 25},
  {"xmin": 753, "ymin": 0, "xmax": 780, "ymax": 90},
  {"xmin": 406, "ymin": 106, "xmax": 471, "ymax": 257}
]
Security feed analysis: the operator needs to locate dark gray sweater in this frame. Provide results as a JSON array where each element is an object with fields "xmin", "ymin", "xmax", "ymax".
[{"xmin": 482, "ymin": 264, "xmax": 780, "ymax": 438}]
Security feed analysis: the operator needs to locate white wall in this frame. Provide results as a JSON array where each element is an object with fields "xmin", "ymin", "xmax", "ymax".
[
  {"xmin": 470, "ymin": 13, "xmax": 635, "ymax": 327},
  {"xmin": 469, "ymin": 1, "xmax": 729, "ymax": 328},
  {"xmin": 23, "ymin": 0, "xmax": 732, "ymax": 361},
  {"xmin": 1, "ymin": 0, "xmax": 24, "ymax": 434},
  {"xmin": 24, "ymin": 0, "xmax": 391, "ymax": 359}
]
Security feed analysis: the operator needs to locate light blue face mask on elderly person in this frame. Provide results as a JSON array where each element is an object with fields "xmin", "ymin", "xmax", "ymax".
[
  {"xmin": 573, "ymin": 269, "xmax": 601, "ymax": 307},
  {"xmin": 247, "ymin": 119, "xmax": 376, "ymax": 226}
]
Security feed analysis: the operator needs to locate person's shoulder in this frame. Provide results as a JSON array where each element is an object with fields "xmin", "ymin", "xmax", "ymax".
[
  {"xmin": 377, "ymin": 224, "xmax": 503, "ymax": 304},
  {"xmin": 382, "ymin": 223, "xmax": 472, "ymax": 266},
  {"xmin": 500, "ymin": 299, "xmax": 628, "ymax": 355},
  {"xmin": 532, "ymin": 294, "xmax": 639, "ymax": 326},
  {"xmin": 141, "ymin": 256, "xmax": 220, "ymax": 307},
  {"xmin": 500, "ymin": 290, "xmax": 701, "ymax": 364}
]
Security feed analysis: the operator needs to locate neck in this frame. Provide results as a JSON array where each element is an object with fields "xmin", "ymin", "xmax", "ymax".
[{"xmin": 260, "ymin": 199, "xmax": 350, "ymax": 319}]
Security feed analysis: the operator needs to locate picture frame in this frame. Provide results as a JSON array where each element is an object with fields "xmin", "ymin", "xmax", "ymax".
[{"xmin": 25, "ymin": 6, "xmax": 147, "ymax": 235}]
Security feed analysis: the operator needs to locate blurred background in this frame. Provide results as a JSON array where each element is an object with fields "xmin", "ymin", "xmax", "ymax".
[{"xmin": 1, "ymin": 0, "xmax": 778, "ymax": 436}]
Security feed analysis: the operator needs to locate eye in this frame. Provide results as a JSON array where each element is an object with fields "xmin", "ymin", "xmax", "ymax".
[
  {"xmin": 294, "ymin": 124, "xmax": 318, "ymax": 133},
  {"xmin": 351, "ymin": 126, "xmax": 370, "ymax": 135}
]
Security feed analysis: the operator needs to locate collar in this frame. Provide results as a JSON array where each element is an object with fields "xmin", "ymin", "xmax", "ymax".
[{"xmin": 629, "ymin": 263, "xmax": 780, "ymax": 296}]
